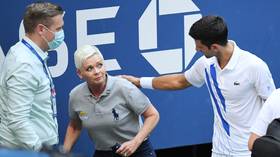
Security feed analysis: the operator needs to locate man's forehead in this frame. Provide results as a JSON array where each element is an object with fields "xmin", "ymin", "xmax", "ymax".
[{"xmin": 50, "ymin": 14, "xmax": 64, "ymax": 28}]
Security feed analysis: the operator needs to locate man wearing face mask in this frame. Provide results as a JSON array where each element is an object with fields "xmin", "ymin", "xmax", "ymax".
[{"xmin": 0, "ymin": 2, "xmax": 64, "ymax": 151}]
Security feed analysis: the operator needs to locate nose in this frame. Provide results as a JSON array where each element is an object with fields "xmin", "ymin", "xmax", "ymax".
[{"xmin": 92, "ymin": 67, "xmax": 101, "ymax": 74}]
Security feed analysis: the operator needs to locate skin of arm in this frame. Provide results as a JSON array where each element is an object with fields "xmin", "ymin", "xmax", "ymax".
[
  {"xmin": 121, "ymin": 73, "xmax": 192, "ymax": 90},
  {"xmin": 63, "ymin": 119, "xmax": 82, "ymax": 153},
  {"xmin": 248, "ymin": 133, "xmax": 261, "ymax": 151},
  {"xmin": 116, "ymin": 105, "xmax": 159, "ymax": 156}
]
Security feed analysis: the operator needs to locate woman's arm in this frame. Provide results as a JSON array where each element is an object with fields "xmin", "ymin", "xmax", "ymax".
[
  {"xmin": 63, "ymin": 119, "xmax": 82, "ymax": 153},
  {"xmin": 116, "ymin": 105, "xmax": 159, "ymax": 156}
]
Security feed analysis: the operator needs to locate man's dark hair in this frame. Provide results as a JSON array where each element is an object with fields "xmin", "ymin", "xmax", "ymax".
[
  {"xmin": 189, "ymin": 15, "xmax": 228, "ymax": 48},
  {"xmin": 23, "ymin": 2, "xmax": 63, "ymax": 33}
]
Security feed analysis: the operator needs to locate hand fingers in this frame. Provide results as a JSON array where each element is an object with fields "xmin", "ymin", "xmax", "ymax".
[
  {"xmin": 116, "ymin": 144, "xmax": 132, "ymax": 156},
  {"xmin": 124, "ymin": 152, "xmax": 128, "ymax": 157}
]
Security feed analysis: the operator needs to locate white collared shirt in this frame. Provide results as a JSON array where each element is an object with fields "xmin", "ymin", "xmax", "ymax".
[
  {"xmin": 0, "ymin": 36, "xmax": 58, "ymax": 151},
  {"xmin": 250, "ymin": 89, "xmax": 280, "ymax": 136},
  {"xmin": 184, "ymin": 40, "xmax": 275, "ymax": 156}
]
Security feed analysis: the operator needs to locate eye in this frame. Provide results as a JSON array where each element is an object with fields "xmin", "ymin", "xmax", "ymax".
[
  {"xmin": 86, "ymin": 65, "xmax": 94, "ymax": 72},
  {"xmin": 96, "ymin": 63, "xmax": 103, "ymax": 69}
]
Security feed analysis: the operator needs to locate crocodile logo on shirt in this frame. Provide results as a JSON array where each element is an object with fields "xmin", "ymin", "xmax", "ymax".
[{"xmin": 234, "ymin": 81, "xmax": 240, "ymax": 86}]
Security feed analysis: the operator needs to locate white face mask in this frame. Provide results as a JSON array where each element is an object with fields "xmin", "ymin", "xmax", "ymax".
[{"xmin": 42, "ymin": 25, "xmax": 65, "ymax": 50}]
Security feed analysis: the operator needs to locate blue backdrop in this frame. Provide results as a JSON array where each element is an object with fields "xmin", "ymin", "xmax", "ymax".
[{"xmin": 0, "ymin": 1, "xmax": 279, "ymax": 156}]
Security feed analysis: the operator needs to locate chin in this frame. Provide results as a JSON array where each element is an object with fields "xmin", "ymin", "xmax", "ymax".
[
  {"xmin": 95, "ymin": 77, "xmax": 106, "ymax": 83},
  {"xmin": 205, "ymin": 55, "xmax": 214, "ymax": 58}
]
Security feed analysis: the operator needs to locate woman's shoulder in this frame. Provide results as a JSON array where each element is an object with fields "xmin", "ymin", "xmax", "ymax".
[
  {"xmin": 111, "ymin": 75, "xmax": 137, "ymax": 90},
  {"xmin": 70, "ymin": 82, "xmax": 88, "ymax": 96}
]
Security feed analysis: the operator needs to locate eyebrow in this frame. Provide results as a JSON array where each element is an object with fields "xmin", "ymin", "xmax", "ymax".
[{"xmin": 84, "ymin": 62, "xmax": 102, "ymax": 68}]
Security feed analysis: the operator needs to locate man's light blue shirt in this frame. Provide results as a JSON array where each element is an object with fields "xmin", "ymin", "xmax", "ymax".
[{"xmin": 0, "ymin": 36, "xmax": 58, "ymax": 151}]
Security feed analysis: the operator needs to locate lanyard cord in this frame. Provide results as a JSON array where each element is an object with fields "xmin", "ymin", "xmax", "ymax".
[
  {"xmin": 21, "ymin": 39, "xmax": 57, "ymax": 119},
  {"xmin": 21, "ymin": 39, "xmax": 53, "ymax": 83}
]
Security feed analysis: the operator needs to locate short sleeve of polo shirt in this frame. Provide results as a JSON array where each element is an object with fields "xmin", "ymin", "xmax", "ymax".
[
  {"xmin": 184, "ymin": 56, "xmax": 206, "ymax": 87},
  {"xmin": 122, "ymin": 80, "xmax": 151, "ymax": 115},
  {"xmin": 250, "ymin": 89, "xmax": 280, "ymax": 136},
  {"xmin": 68, "ymin": 91, "xmax": 79, "ymax": 120},
  {"xmin": 250, "ymin": 60, "xmax": 275, "ymax": 100}
]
